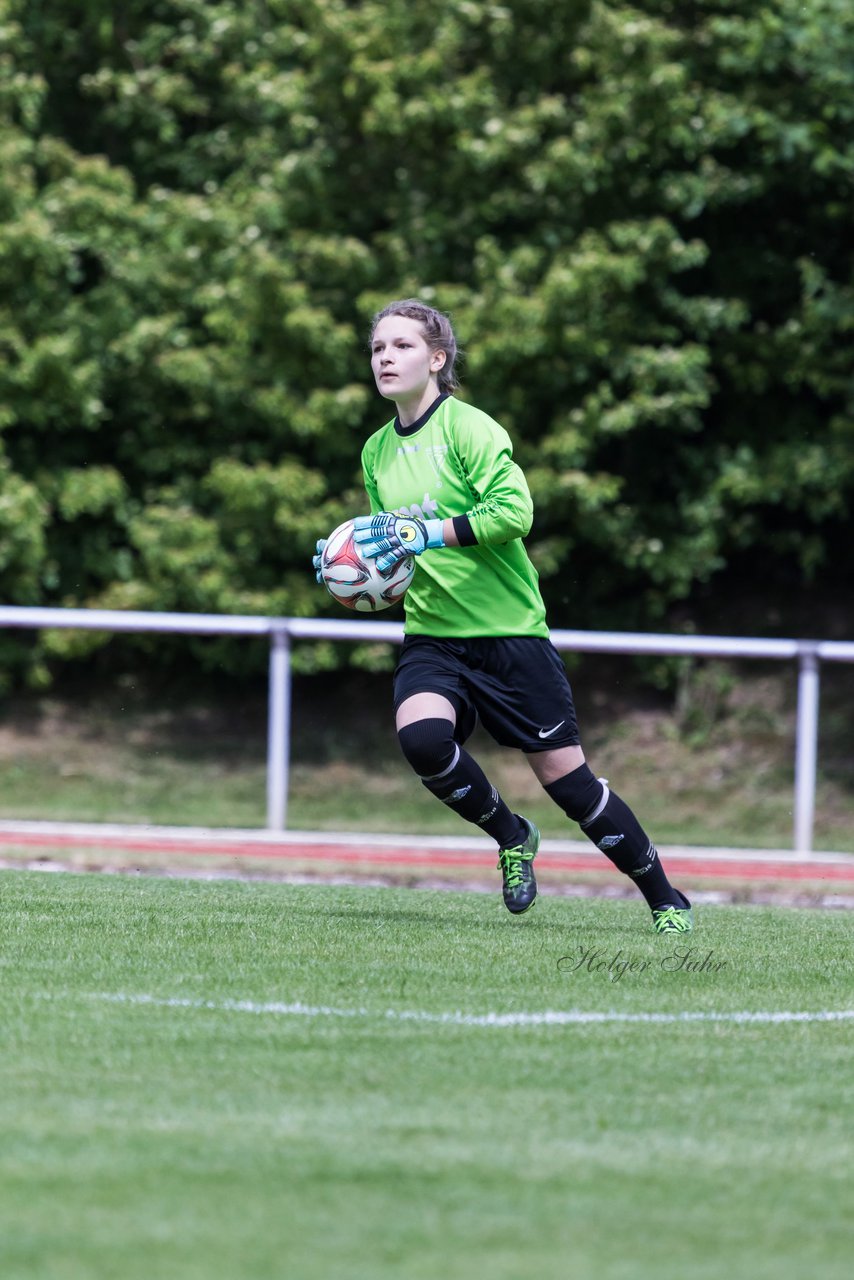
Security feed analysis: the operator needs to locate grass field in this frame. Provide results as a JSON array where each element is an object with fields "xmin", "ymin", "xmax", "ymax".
[{"xmin": 1, "ymin": 869, "xmax": 852, "ymax": 1280}]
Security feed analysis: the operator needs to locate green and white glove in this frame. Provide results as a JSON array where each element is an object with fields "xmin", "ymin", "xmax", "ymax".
[
  {"xmin": 311, "ymin": 538, "xmax": 327, "ymax": 584},
  {"xmin": 352, "ymin": 513, "xmax": 445, "ymax": 573}
]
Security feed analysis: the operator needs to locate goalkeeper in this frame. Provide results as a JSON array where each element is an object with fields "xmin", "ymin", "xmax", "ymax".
[{"xmin": 313, "ymin": 298, "xmax": 693, "ymax": 933}]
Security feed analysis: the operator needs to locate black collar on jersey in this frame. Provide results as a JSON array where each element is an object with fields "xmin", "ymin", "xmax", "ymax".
[{"xmin": 394, "ymin": 392, "xmax": 449, "ymax": 436}]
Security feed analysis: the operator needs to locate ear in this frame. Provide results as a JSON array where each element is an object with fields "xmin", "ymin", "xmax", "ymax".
[{"xmin": 430, "ymin": 349, "xmax": 447, "ymax": 372}]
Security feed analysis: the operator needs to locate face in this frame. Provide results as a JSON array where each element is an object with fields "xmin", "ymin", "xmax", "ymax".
[{"xmin": 370, "ymin": 315, "xmax": 446, "ymax": 405}]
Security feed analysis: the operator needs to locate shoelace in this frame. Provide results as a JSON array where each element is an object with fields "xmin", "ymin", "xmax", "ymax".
[
  {"xmin": 652, "ymin": 906, "xmax": 691, "ymax": 933},
  {"xmin": 497, "ymin": 847, "xmax": 530, "ymax": 888}
]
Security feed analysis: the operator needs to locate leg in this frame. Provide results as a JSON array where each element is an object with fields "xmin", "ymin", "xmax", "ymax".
[
  {"xmin": 396, "ymin": 694, "xmax": 538, "ymax": 914},
  {"xmin": 395, "ymin": 691, "xmax": 457, "ymax": 730},
  {"xmin": 396, "ymin": 693, "xmax": 525, "ymax": 847},
  {"xmin": 527, "ymin": 747, "xmax": 693, "ymax": 930}
]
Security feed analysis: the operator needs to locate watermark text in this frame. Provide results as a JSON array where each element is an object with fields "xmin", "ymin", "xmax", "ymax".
[{"xmin": 557, "ymin": 946, "xmax": 727, "ymax": 982}]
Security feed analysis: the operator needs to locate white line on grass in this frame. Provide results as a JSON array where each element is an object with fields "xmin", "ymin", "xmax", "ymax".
[{"xmin": 87, "ymin": 992, "xmax": 854, "ymax": 1027}]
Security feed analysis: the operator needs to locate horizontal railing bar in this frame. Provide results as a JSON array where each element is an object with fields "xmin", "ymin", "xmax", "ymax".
[
  {"xmin": 818, "ymin": 641, "xmax": 854, "ymax": 663},
  {"xmin": 548, "ymin": 629, "xmax": 802, "ymax": 660},
  {"xmin": 284, "ymin": 617, "xmax": 405, "ymax": 642},
  {"xmin": 0, "ymin": 606, "xmax": 834, "ymax": 661},
  {"xmin": 0, "ymin": 606, "xmax": 274, "ymax": 636}
]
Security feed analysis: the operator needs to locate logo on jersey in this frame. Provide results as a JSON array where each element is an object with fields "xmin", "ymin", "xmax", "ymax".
[
  {"xmin": 397, "ymin": 493, "xmax": 440, "ymax": 523},
  {"xmin": 425, "ymin": 443, "xmax": 449, "ymax": 484}
]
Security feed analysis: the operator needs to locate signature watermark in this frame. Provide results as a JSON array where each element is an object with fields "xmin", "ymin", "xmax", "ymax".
[{"xmin": 557, "ymin": 945, "xmax": 727, "ymax": 982}]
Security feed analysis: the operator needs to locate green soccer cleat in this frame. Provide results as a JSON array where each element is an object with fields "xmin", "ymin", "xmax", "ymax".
[
  {"xmin": 497, "ymin": 817, "xmax": 540, "ymax": 915},
  {"xmin": 651, "ymin": 896, "xmax": 694, "ymax": 935}
]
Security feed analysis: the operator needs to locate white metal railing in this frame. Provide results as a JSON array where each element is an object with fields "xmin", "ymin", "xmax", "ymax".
[{"xmin": 2, "ymin": 605, "xmax": 852, "ymax": 854}]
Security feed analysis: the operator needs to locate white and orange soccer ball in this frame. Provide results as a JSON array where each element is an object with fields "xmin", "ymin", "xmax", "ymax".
[{"xmin": 319, "ymin": 519, "xmax": 415, "ymax": 612}]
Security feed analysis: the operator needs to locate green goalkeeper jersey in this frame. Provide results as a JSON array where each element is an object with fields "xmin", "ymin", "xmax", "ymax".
[{"xmin": 361, "ymin": 395, "xmax": 549, "ymax": 638}]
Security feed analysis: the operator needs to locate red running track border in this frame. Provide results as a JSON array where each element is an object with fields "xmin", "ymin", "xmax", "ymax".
[{"xmin": 1, "ymin": 829, "xmax": 854, "ymax": 882}]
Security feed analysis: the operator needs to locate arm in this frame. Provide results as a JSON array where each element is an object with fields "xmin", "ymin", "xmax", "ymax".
[{"xmin": 453, "ymin": 409, "xmax": 534, "ymax": 545}]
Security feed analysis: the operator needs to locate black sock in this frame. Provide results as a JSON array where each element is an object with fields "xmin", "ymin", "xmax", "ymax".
[
  {"xmin": 583, "ymin": 791, "xmax": 681, "ymax": 910},
  {"xmin": 422, "ymin": 746, "xmax": 526, "ymax": 849},
  {"xmin": 546, "ymin": 772, "xmax": 683, "ymax": 910}
]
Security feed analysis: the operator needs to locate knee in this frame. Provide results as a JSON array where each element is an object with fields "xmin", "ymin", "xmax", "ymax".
[
  {"xmin": 398, "ymin": 718, "xmax": 458, "ymax": 779},
  {"xmin": 544, "ymin": 763, "xmax": 606, "ymax": 824}
]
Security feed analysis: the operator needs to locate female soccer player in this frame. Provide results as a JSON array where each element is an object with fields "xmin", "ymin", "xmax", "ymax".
[{"xmin": 314, "ymin": 299, "xmax": 693, "ymax": 933}]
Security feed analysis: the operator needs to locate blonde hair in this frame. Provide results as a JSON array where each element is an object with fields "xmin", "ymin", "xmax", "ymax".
[{"xmin": 370, "ymin": 298, "xmax": 460, "ymax": 394}]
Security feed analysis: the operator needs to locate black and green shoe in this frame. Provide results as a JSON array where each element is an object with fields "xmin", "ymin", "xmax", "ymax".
[
  {"xmin": 497, "ymin": 817, "xmax": 540, "ymax": 915},
  {"xmin": 651, "ymin": 893, "xmax": 694, "ymax": 935}
]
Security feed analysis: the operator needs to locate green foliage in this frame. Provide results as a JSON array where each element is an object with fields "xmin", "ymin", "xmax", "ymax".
[
  {"xmin": 0, "ymin": 458, "xmax": 47, "ymax": 594},
  {"xmin": 0, "ymin": 0, "xmax": 851, "ymax": 681}
]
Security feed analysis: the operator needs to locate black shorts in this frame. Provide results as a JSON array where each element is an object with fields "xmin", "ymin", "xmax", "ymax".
[{"xmin": 393, "ymin": 635, "xmax": 580, "ymax": 753}]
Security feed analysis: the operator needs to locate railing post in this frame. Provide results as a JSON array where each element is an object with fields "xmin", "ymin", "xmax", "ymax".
[
  {"xmin": 793, "ymin": 647, "xmax": 820, "ymax": 855},
  {"xmin": 267, "ymin": 626, "xmax": 291, "ymax": 831}
]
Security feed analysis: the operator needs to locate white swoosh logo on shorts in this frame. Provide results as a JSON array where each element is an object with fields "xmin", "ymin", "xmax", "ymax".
[{"xmin": 538, "ymin": 721, "xmax": 565, "ymax": 739}]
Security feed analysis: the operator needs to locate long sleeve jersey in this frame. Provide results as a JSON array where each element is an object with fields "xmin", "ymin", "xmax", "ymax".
[{"xmin": 360, "ymin": 394, "xmax": 549, "ymax": 637}]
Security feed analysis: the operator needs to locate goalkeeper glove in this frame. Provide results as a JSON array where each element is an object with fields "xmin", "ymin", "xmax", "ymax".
[
  {"xmin": 352, "ymin": 512, "xmax": 445, "ymax": 573},
  {"xmin": 311, "ymin": 538, "xmax": 326, "ymax": 584}
]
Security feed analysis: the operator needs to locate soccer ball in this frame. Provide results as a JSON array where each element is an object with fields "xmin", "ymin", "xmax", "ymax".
[{"xmin": 319, "ymin": 519, "xmax": 415, "ymax": 612}]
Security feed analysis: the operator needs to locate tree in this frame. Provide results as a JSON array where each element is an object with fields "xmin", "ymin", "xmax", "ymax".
[{"xmin": 0, "ymin": 0, "xmax": 851, "ymax": 685}]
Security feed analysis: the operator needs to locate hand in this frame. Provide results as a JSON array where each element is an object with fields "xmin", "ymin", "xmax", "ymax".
[
  {"xmin": 353, "ymin": 512, "xmax": 445, "ymax": 573},
  {"xmin": 311, "ymin": 538, "xmax": 326, "ymax": 584}
]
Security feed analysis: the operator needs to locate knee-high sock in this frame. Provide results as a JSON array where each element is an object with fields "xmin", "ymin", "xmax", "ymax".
[
  {"xmin": 545, "ymin": 766, "xmax": 683, "ymax": 910},
  {"xmin": 398, "ymin": 719, "xmax": 526, "ymax": 849}
]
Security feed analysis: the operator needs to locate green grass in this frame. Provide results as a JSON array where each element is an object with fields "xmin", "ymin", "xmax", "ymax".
[{"xmin": 1, "ymin": 870, "xmax": 852, "ymax": 1280}]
